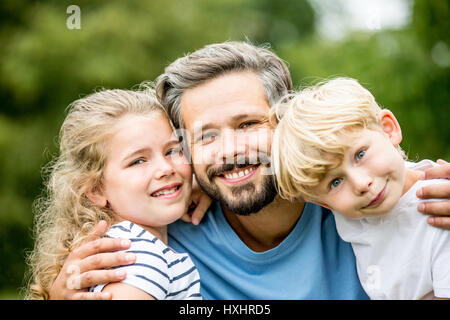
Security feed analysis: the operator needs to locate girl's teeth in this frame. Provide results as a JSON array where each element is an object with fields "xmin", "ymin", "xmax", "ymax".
[{"xmin": 153, "ymin": 187, "xmax": 177, "ymax": 197}]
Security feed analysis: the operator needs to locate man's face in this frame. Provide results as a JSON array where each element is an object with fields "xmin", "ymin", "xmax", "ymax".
[{"xmin": 180, "ymin": 71, "xmax": 277, "ymax": 215}]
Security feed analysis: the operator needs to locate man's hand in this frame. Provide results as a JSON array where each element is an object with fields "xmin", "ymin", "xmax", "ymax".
[
  {"xmin": 417, "ymin": 159, "xmax": 450, "ymax": 229},
  {"xmin": 49, "ymin": 221, "xmax": 136, "ymax": 300},
  {"xmin": 181, "ymin": 175, "xmax": 212, "ymax": 225}
]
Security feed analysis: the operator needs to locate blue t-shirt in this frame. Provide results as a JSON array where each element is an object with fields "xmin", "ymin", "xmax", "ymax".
[{"xmin": 168, "ymin": 201, "xmax": 369, "ymax": 300}]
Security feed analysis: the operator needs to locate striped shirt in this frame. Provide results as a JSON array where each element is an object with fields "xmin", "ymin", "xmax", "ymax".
[{"xmin": 90, "ymin": 221, "xmax": 202, "ymax": 300}]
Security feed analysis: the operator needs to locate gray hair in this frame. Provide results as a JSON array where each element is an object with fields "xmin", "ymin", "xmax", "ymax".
[{"xmin": 155, "ymin": 41, "xmax": 293, "ymax": 129}]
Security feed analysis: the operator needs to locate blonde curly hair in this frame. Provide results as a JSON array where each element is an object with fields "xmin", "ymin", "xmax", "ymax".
[{"xmin": 25, "ymin": 86, "xmax": 167, "ymax": 299}]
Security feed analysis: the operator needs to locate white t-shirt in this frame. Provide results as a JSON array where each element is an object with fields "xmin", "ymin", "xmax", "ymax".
[
  {"xmin": 90, "ymin": 221, "xmax": 202, "ymax": 300},
  {"xmin": 333, "ymin": 160, "xmax": 450, "ymax": 299}
]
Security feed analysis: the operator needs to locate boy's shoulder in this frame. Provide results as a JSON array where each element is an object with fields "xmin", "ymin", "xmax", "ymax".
[
  {"xmin": 405, "ymin": 159, "xmax": 437, "ymax": 171},
  {"xmin": 406, "ymin": 159, "xmax": 449, "ymax": 199}
]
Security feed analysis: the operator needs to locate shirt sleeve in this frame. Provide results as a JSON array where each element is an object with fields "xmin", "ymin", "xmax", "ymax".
[
  {"xmin": 431, "ymin": 229, "xmax": 450, "ymax": 298},
  {"xmin": 90, "ymin": 240, "xmax": 170, "ymax": 300}
]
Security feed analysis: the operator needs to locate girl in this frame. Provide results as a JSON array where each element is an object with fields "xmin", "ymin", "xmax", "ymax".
[{"xmin": 26, "ymin": 88, "xmax": 202, "ymax": 300}]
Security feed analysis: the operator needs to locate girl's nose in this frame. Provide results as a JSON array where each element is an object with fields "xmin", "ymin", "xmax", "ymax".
[{"xmin": 153, "ymin": 157, "xmax": 175, "ymax": 179}]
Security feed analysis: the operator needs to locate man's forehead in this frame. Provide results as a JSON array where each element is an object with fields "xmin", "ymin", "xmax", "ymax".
[
  {"xmin": 179, "ymin": 71, "xmax": 269, "ymax": 128},
  {"xmin": 189, "ymin": 107, "xmax": 270, "ymax": 131}
]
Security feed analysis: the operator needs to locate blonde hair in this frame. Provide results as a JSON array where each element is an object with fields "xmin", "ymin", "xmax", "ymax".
[
  {"xmin": 25, "ymin": 87, "xmax": 167, "ymax": 299},
  {"xmin": 271, "ymin": 77, "xmax": 406, "ymax": 200}
]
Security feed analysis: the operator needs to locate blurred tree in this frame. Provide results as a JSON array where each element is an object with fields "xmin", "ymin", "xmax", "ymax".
[
  {"xmin": 0, "ymin": 0, "xmax": 447, "ymax": 298},
  {"xmin": 0, "ymin": 0, "xmax": 316, "ymax": 297},
  {"xmin": 410, "ymin": 0, "xmax": 450, "ymax": 161},
  {"xmin": 412, "ymin": 0, "xmax": 449, "ymax": 51},
  {"xmin": 248, "ymin": 0, "xmax": 315, "ymax": 45}
]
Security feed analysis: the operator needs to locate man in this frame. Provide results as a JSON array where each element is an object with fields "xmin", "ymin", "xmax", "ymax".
[{"xmin": 49, "ymin": 42, "xmax": 450, "ymax": 299}]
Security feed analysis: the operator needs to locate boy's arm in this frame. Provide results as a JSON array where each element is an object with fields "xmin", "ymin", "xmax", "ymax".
[
  {"xmin": 102, "ymin": 282, "xmax": 155, "ymax": 300},
  {"xmin": 418, "ymin": 159, "xmax": 450, "ymax": 229}
]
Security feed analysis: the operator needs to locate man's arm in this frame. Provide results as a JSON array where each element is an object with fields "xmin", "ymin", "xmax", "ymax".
[
  {"xmin": 49, "ymin": 221, "xmax": 136, "ymax": 300},
  {"xmin": 417, "ymin": 159, "xmax": 450, "ymax": 229}
]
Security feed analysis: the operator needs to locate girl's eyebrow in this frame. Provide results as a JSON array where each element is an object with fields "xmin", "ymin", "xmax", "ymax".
[
  {"xmin": 122, "ymin": 139, "xmax": 181, "ymax": 162},
  {"xmin": 164, "ymin": 138, "xmax": 181, "ymax": 148},
  {"xmin": 122, "ymin": 147, "xmax": 152, "ymax": 163}
]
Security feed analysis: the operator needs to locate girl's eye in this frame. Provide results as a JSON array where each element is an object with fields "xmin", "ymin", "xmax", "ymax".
[
  {"xmin": 167, "ymin": 147, "xmax": 183, "ymax": 156},
  {"xmin": 130, "ymin": 158, "xmax": 145, "ymax": 166},
  {"xmin": 330, "ymin": 178, "xmax": 343, "ymax": 189},
  {"xmin": 355, "ymin": 149, "xmax": 366, "ymax": 161}
]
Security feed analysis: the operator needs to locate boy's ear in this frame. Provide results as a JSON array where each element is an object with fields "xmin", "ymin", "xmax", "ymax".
[
  {"xmin": 379, "ymin": 109, "xmax": 402, "ymax": 145},
  {"xmin": 86, "ymin": 186, "xmax": 107, "ymax": 208}
]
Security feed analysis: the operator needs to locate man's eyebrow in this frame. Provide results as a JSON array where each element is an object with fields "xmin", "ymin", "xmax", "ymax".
[
  {"xmin": 195, "ymin": 112, "xmax": 267, "ymax": 133},
  {"xmin": 196, "ymin": 122, "xmax": 217, "ymax": 133},
  {"xmin": 232, "ymin": 112, "xmax": 267, "ymax": 122}
]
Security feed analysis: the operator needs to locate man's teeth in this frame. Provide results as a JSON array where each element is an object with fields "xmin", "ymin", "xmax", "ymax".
[
  {"xmin": 223, "ymin": 167, "xmax": 256, "ymax": 180},
  {"xmin": 152, "ymin": 186, "xmax": 178, "ymax": 197}
]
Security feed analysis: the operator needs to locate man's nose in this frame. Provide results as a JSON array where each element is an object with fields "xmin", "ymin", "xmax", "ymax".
[{"xmin": 217, "ymin": 129, "xmax": 247, "ymax": 164}]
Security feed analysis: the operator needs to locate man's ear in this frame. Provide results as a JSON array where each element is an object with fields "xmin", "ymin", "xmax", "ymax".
[
  {"xmin": 379, "ymin": 109, "xmax": 402, "ymax": 145},
  {"xmin": 86, "ymin": 186, "xmax": 107, "ymax": 208}
]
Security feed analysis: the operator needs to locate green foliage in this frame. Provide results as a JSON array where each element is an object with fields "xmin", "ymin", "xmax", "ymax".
[{"xmin": 0, "ymin": 0, "xmax": 447, "ymax": 297}]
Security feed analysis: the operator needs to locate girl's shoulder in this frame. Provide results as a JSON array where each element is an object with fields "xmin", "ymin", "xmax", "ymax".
[{"xmin": 106, "ymin": 221, "xmax": 166, "ymax": 255}]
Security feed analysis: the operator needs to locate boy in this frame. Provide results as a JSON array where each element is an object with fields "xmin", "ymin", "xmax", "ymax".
[{"xmin": 271, "ymin": 77, "xmax": 450, "ymax": 299}]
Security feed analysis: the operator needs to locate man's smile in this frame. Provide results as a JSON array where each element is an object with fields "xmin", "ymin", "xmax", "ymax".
[{"xmin": 216, "ymin": 164, "xmax": 259, "ymax": 184}]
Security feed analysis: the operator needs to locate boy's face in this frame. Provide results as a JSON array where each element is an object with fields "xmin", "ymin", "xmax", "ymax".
[{"xmin": 308, "ymin": 115, "xmax": 406, "ymax": 219}]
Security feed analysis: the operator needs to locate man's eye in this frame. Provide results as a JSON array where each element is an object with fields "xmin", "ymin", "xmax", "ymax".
[
  {"xmin": 330, "ymin": 178, "xmax": 343, "ymax": 189},
  {"xmin": 240, "ymin": 121, "xmax": 258, "ymax": 129},
  {"xmin": 355, "ymin": 149, "xmax": 366, "ymax": 161},
  {"xmin": 200, "ymin": 132, "xmax": 217, "ymax": 143}
]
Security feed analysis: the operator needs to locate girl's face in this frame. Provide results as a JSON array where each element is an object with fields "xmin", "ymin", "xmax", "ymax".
[{"xmin": 96, "ymin": 113, "xmax": 192, "ymax": 228}]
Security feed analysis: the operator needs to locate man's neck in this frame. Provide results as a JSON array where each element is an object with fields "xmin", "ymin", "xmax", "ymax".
[{"xmin": 222, "ymin": 196, "xmax": 305, "ymax": 252}]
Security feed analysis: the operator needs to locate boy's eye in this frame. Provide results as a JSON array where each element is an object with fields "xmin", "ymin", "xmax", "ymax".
[
  {"xmin": 330, "ymin": 178, "xmax": 343, "ymax": 189},
  {"xmin": 355, "ymin": 149, "xmax": 366, "ymax": 161}
]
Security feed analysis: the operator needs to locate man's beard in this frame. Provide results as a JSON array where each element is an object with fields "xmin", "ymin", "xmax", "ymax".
[{"xmin": 194, "ymin": 162, "xmax": 277, "ymax": 216}]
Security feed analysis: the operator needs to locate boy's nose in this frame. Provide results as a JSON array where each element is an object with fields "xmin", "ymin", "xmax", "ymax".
[{"xmin": 349, "ymin": 170, "xmax": 373, "ymax": 195}]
